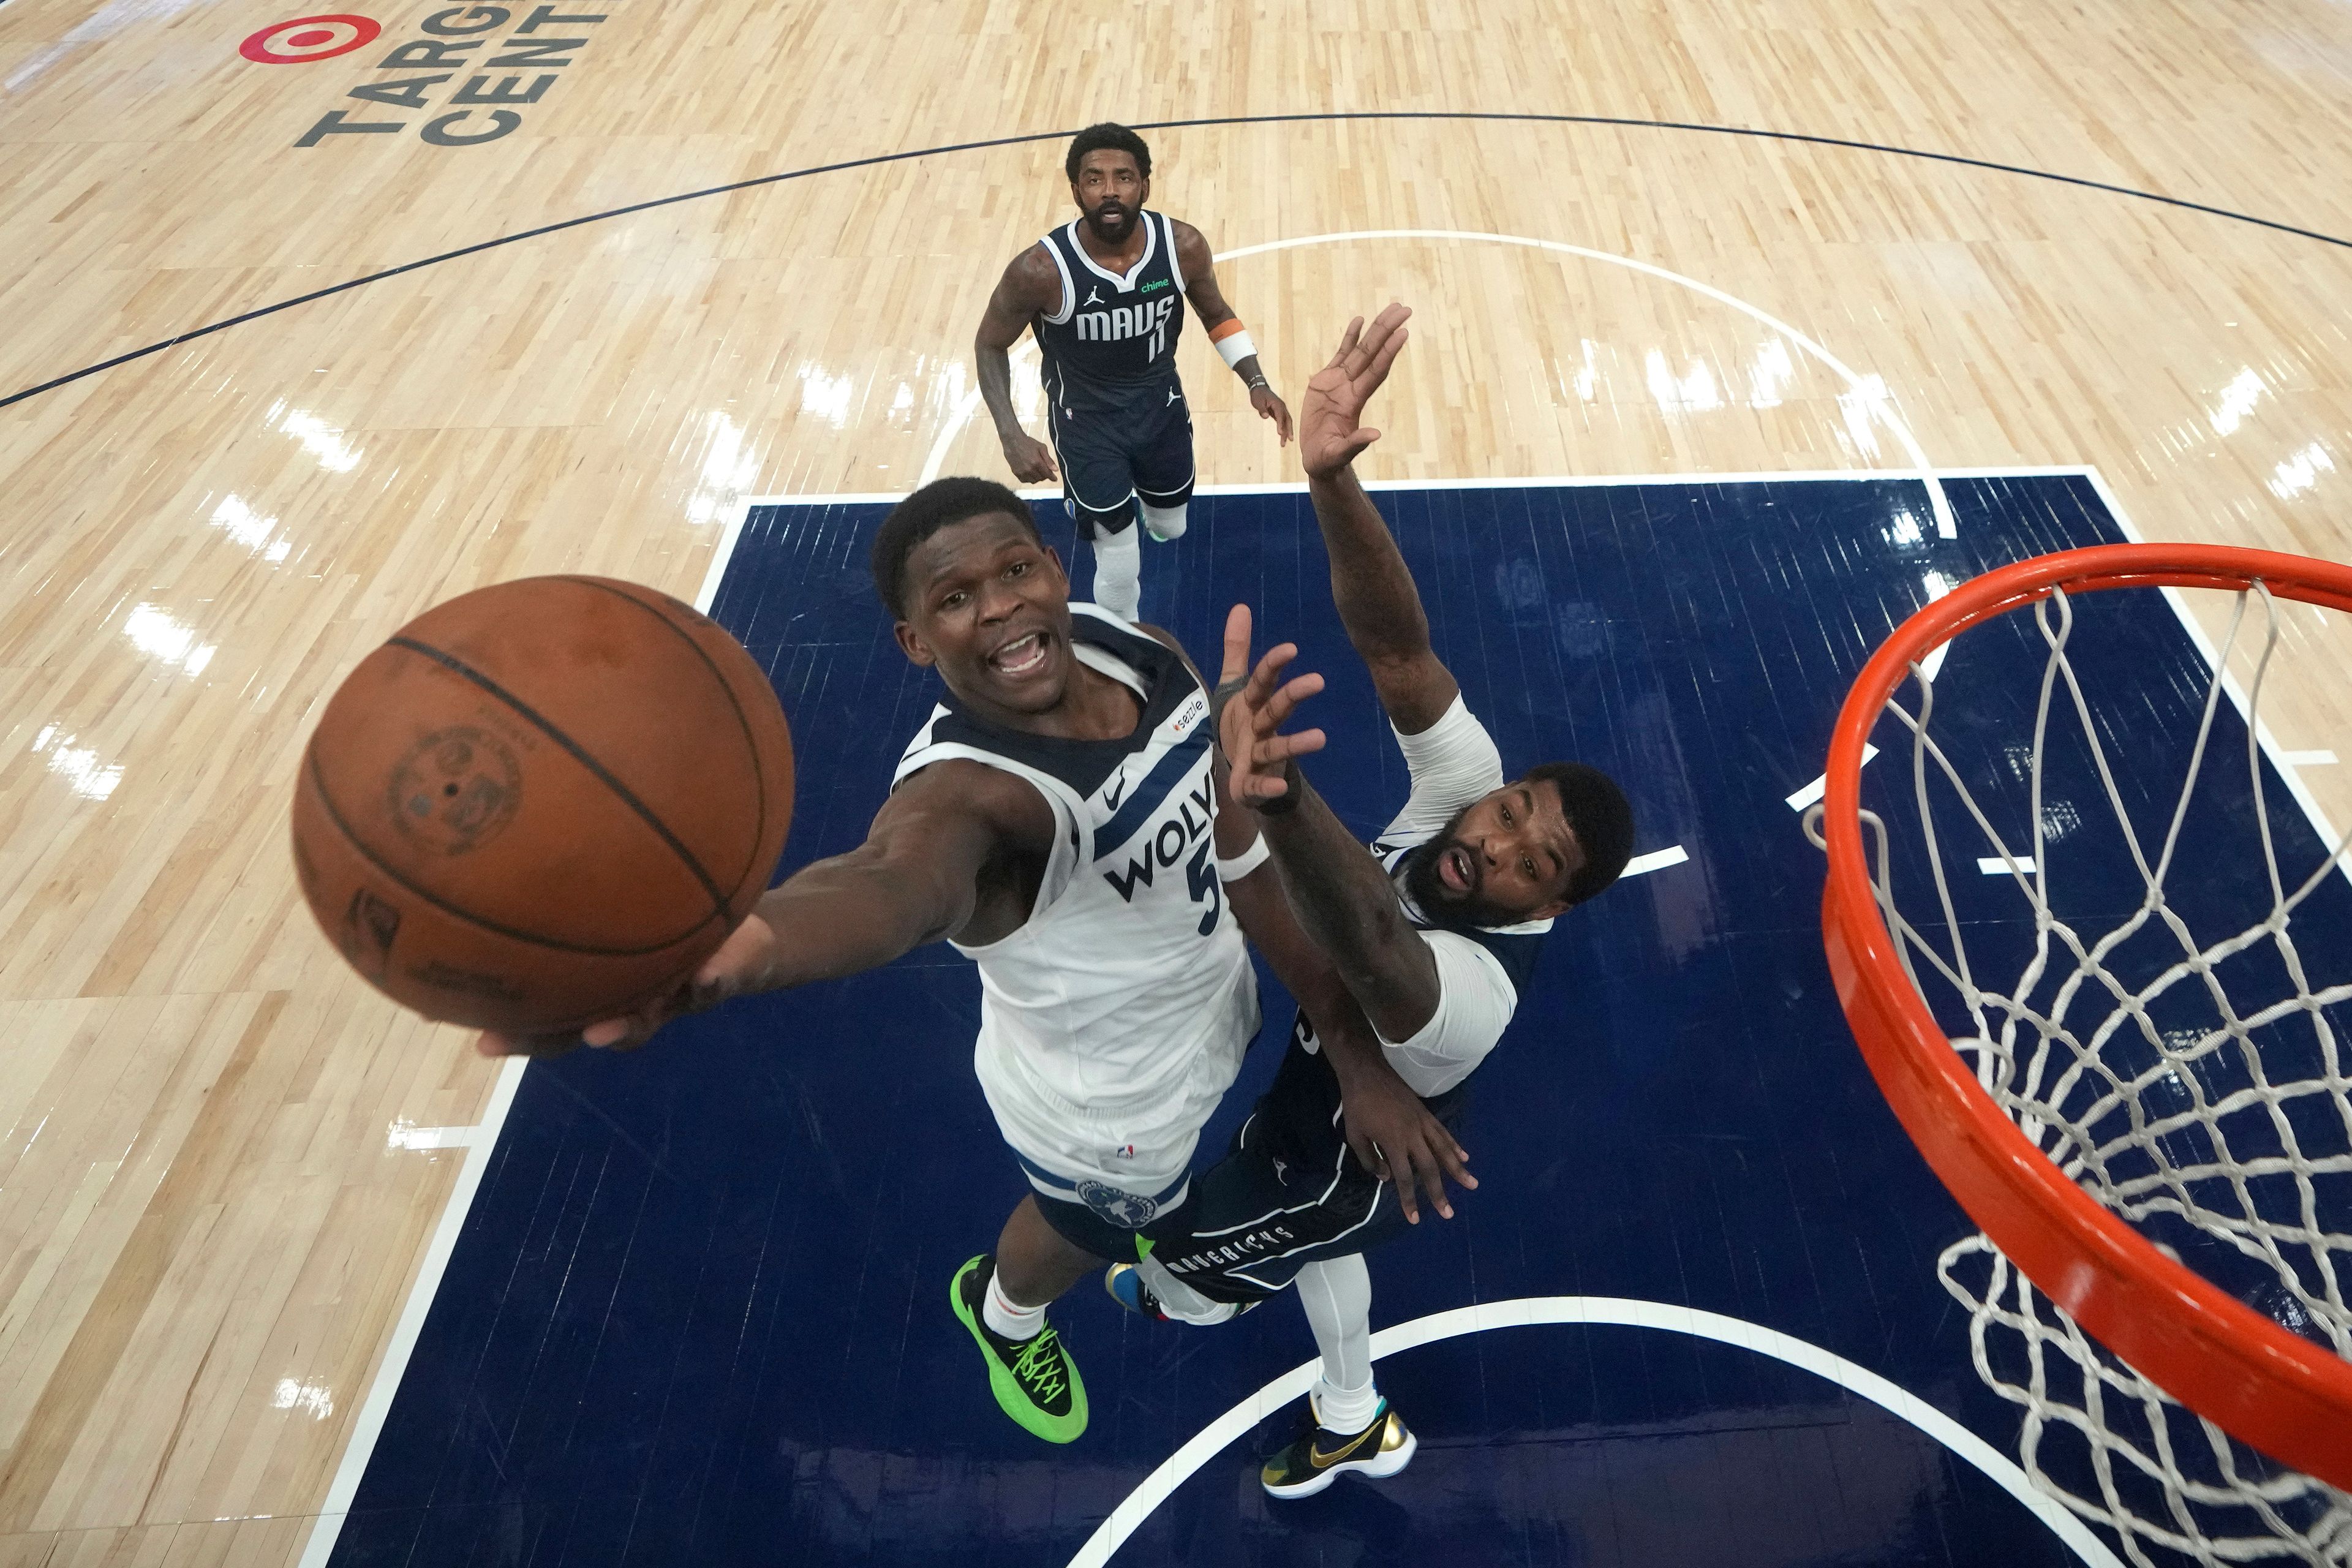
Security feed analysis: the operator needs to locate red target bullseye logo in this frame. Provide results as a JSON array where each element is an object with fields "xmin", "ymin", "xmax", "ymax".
[{"xmin": 239, "ymin": 14, "xmax": 380, "ymax": 64}]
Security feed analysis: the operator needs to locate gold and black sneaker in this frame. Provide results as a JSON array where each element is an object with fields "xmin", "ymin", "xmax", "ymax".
[
  {"xmin": 949, "ymin": 1255, "xmax": 1088, "ymax": 1444},
  {"xmin": 1259, "ymin": 1395, "xmax": 1417, "ymax": 1498}
]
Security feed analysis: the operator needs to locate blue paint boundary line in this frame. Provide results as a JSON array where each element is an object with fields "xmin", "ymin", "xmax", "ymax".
[{"xmin": 6, "ymin": 108, "xmax": 2348, "ymax": 413}]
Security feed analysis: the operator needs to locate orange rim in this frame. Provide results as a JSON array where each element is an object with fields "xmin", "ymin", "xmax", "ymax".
[{"xmin": 1819, "ymin": 541, "xmax": 2352, "ymax": 1487}]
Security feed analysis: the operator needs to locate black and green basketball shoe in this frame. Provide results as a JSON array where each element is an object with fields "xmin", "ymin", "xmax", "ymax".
[{"xmin": 949, "ymin": 1254, "xmax": 1088, "ymax": 1444}]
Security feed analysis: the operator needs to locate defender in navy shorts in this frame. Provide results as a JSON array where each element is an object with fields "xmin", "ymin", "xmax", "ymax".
[
  {"xmin": 1103, "ymin": 306, "xmax": 1638, "ymax": 1499},
  {"xmin": 973, "ymin": 123, "xmax": 1291, "ymax": 622}
]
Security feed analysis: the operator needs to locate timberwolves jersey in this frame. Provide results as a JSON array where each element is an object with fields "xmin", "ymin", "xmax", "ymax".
[
  {"xmin": 889, "ymin": 605, "xmax": 1257, "ymax": 1223},
  {"xmin": 1031, "ymin": 211, "xmax": 1187, "ymax": 414}
]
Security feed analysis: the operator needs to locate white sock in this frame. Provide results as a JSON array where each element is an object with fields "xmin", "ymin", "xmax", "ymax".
[
  {"xmin": 1136, "ymin": 1254, "xmax": 1238, "ymax": 1325},
  {"xmin": 1140, "ymin": 500, "xmax": 1188, "ymax": 541},
  {"xmin": 1297, "ymin": 1256, "xmax": 1381, "ymax": 1431},
  {"xmin": 1091, "ymin": 524, "xmax": 1140, "ymax": 620},
  {"xmin": 983, "ymin": 1271, "xmax": 1047, "ymax": 1341},
  {"xmin": 1313, "ymin": 1374, "xmax": 1382, "ymax": 1434}
]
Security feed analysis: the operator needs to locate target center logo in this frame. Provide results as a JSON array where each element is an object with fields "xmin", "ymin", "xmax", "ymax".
[
  {"xmin": 261, "ymin": 6, "xmax": 611, "ymax": 148},
  {"xmin": 241, "ymin": 14, "xmax": 382, "ymax": 64}
]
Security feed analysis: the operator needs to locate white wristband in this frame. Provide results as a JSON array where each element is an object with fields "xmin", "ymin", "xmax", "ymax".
[
  {"xmin": 1216, "ymin": 834, "xmax": 1272, "ymax": 882},
  {"xmin": 1213, "ymin": 329, "xmax": 1258, "ymax": 372}
]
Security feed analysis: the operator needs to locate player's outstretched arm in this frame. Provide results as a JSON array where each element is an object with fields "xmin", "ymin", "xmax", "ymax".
[
  {"xmin": 1297, "ymin": 304, "xmax": 1461, "ymax": 736},
  {"xmin": 1171, "ymin": 221, "xmax": 1292, "ymax": 445},
  {"xmin": 477, "ymin": 762, "xmax": 1046, "ymax": 1058},
  {"xmin": 1217, "ymin": 606, "xmax": 1442, "ymax": 1047},
  {"xmin": 974, "ymin": 246, "xmax": 1063, "ymax": 484}
]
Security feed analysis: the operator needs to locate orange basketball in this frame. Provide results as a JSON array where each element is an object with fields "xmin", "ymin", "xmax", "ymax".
[{"xmin": 291, "ymin": 576, "xmax": 794, "ymax": 1035}]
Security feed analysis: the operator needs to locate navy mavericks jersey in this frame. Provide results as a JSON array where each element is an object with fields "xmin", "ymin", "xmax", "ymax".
[
  {"xmin": 1261, "ymin": 844, "xmax": 1549, "ymax": 1165},
  {"xmin": 1031, "ymin": 211, "xmax": 1188, "ymax": 414},
  {"xmin": 1373, "ymin": 841, "xmax": 1549, "ymax": 998}
]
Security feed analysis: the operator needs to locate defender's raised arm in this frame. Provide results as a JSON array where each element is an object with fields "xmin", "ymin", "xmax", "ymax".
[{"xmin": 1297, "ymin": 304, "xmax": 1461, "ymax": 736}]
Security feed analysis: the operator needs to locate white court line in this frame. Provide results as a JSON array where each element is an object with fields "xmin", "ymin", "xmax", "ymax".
[
  {"xmin": 2282, "ymin": 749, "xmax": 2340, "ymax": 767},
  {"xmin": 771, "ymin": 465, "xmax": 2100, "ymax": 505},
  {"xmin": 692, "ymin": 492, "xmax": 761, "ymax": 611},
  {"xmin": 295, "ymin": 500, "xmax": 768, "ymax": 1568},
  {"xmin": 747, "ymin": 464, "xmax": 2100, "ymax": 511},
  {"xmin": 296, "ymin": 1057, "xmax": 528, "ymax": 1567},
  {"xmin": 383, "ymin": 1123, "xmax": 483, "ymax": 1152},
  {"xmin": 921, "ymin": 228, "xmax": 1958, "ymax": 542},
  {"xmin": 710, "ymin": 489, "xmax": 920, "ymax": 507},
  {"xmin": 1621, "ymin": 844, "xmax": 1689, "ymax": 876},
  {"xmin": 1061, "ymin": 1295, "xmax": 2126, "ymax": 1568},
  {"xmin": 1979, "ymin": 856, "xmax": 2026, "ymax": 876},
  {"xmin": 1787, "ymin": 744, "xmax": 1878, "ymax": 811}
]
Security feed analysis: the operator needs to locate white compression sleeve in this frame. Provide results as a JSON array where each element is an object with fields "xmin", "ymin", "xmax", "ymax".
[
  {"xmin": 1296, "ymin": 1255, "xmax": 1379, "ymax": 1430},
  {"xmin": 1092, "ymin": 524, "xmax": 1140, "ymax": 620},
  {"xmin": 1140, "ymin": 500, "xmax": 1188, "ymax": 541}
]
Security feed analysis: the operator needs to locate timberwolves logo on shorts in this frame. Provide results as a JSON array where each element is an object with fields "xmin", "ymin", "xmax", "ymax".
[{"xmin": 1076, "ymin": 1180, "xmax": 1158, "ymax": 1227}]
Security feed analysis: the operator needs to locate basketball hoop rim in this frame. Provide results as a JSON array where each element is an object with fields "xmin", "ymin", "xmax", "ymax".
[{"xmin": 1819, "ymin": 541, "xmax": 2352, "ymax": 1489}]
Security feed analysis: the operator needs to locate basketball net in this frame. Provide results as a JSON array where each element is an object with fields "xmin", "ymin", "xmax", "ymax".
[{"xmin": 1806, "ymin": 564, "xmax": 2352, "ymax": 1567}]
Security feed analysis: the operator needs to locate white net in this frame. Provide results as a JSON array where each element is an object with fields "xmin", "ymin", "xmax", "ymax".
[{"xmin": 1809, "ymin": 576, "xmax": 2352, "ymax": 1567}]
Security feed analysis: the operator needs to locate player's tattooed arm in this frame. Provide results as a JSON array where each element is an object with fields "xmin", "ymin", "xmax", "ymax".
[
  {"xmin": 478, "ymin": 762, "xmax": 1053, "ymax": 1058},
  {"xmin": 1258, "ymin": 774, "xmax": 1442, "ymax": 1042},
  {"xmin": 974, "ymin": 246, "xmax": 1064, "ymax": 484},
  {"xmin": 1215, "ymin": 607, "xmax": 1443, "ymax": 1045},
  {"xmin": 1206, "ymin": 741, "xmax": 1474, "ymax": 1221},
  {"xmin": 1171, "ymin": 220, "xmax": 1293, "ymax": 444},
  {"xmin": 1298, "ymin": 304, "xmax": 1461, "ymax": 736}
]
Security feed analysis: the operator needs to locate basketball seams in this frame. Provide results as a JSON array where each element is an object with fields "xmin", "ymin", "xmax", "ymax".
[
  {"xmin": 551, "ymin": 576, "xmax": 778, "ymax": 906},
  {"xmin": 383, "ymin": 632, "xmax": 734, "ymax": 919},
  {"xmin": 300, "ymin": 750, "xmax": 722, "ymax": 959}
]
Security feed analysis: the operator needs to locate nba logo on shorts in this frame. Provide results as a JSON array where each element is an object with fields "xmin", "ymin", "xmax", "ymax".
[{"xmin": 1077, "ymin": 1180, "xmax": 1156, "ymax": 1228}]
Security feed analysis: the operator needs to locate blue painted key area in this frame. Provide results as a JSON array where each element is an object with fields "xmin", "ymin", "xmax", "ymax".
[{"xmin": 330, "ymin": 474, "xmax": 2348, "ymax": 1567}]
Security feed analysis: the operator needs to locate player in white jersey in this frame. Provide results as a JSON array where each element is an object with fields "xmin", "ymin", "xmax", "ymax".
[
  {"xmin": 887, "ymin": 600, "xmax": 1256, "ymax": 1227},
  {"xmin": 1107, "ymin": 306, "xmax": 1635, "ymax": 1496},
  {"xmin": 480, "ymin": 475, "xmax": 1462, "ymax": 1447}
]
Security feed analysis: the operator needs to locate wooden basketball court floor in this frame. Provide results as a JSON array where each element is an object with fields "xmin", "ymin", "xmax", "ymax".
[{"xmin": 2, "ymin": 1, "xmax": 2351, "ymax": 1562}]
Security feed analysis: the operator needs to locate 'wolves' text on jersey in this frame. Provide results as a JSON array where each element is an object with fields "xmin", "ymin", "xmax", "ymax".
[{"xmin": 891, "ymin": 606, "xmax": 1256, "ymax": 1218}]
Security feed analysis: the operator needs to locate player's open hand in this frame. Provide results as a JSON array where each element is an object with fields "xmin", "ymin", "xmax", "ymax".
[
  {"xmin": 1325, "ymin": 1026, "xmax": 1477, "ymax": 1223},
  {"xmin": 1001, "ymin": 431, "xmax": 1058, "ymax": 485},
  {"xmin": 474, "ymin": 911, "xmax": 781, "ymax": 1060},
  {"xmin": 1213, "ymin": 604, "xmax": 1327, "ymax": 809},
  {"xmin": 1251, "ymin": 383, "xmax": 1294, "ymax": 445},
  {"xmin": 1299, "ymin": 303, "xmax": 1411, "ymax": 481}
]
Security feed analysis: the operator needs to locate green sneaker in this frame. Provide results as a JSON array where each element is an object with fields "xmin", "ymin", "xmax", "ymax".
[
  {"xmin": 1260, "ymin": 1397, "xmax": 1416, "ymax": 1498},
  {"xmin": 949, "ymin": 1255, "xmax": 1088, "ymax": 1444}
]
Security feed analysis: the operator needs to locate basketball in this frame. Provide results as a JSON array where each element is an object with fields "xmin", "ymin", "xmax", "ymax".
[{"xmin": 290, "ymin": 576, "xmax": 794, "ymax": 1035}]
